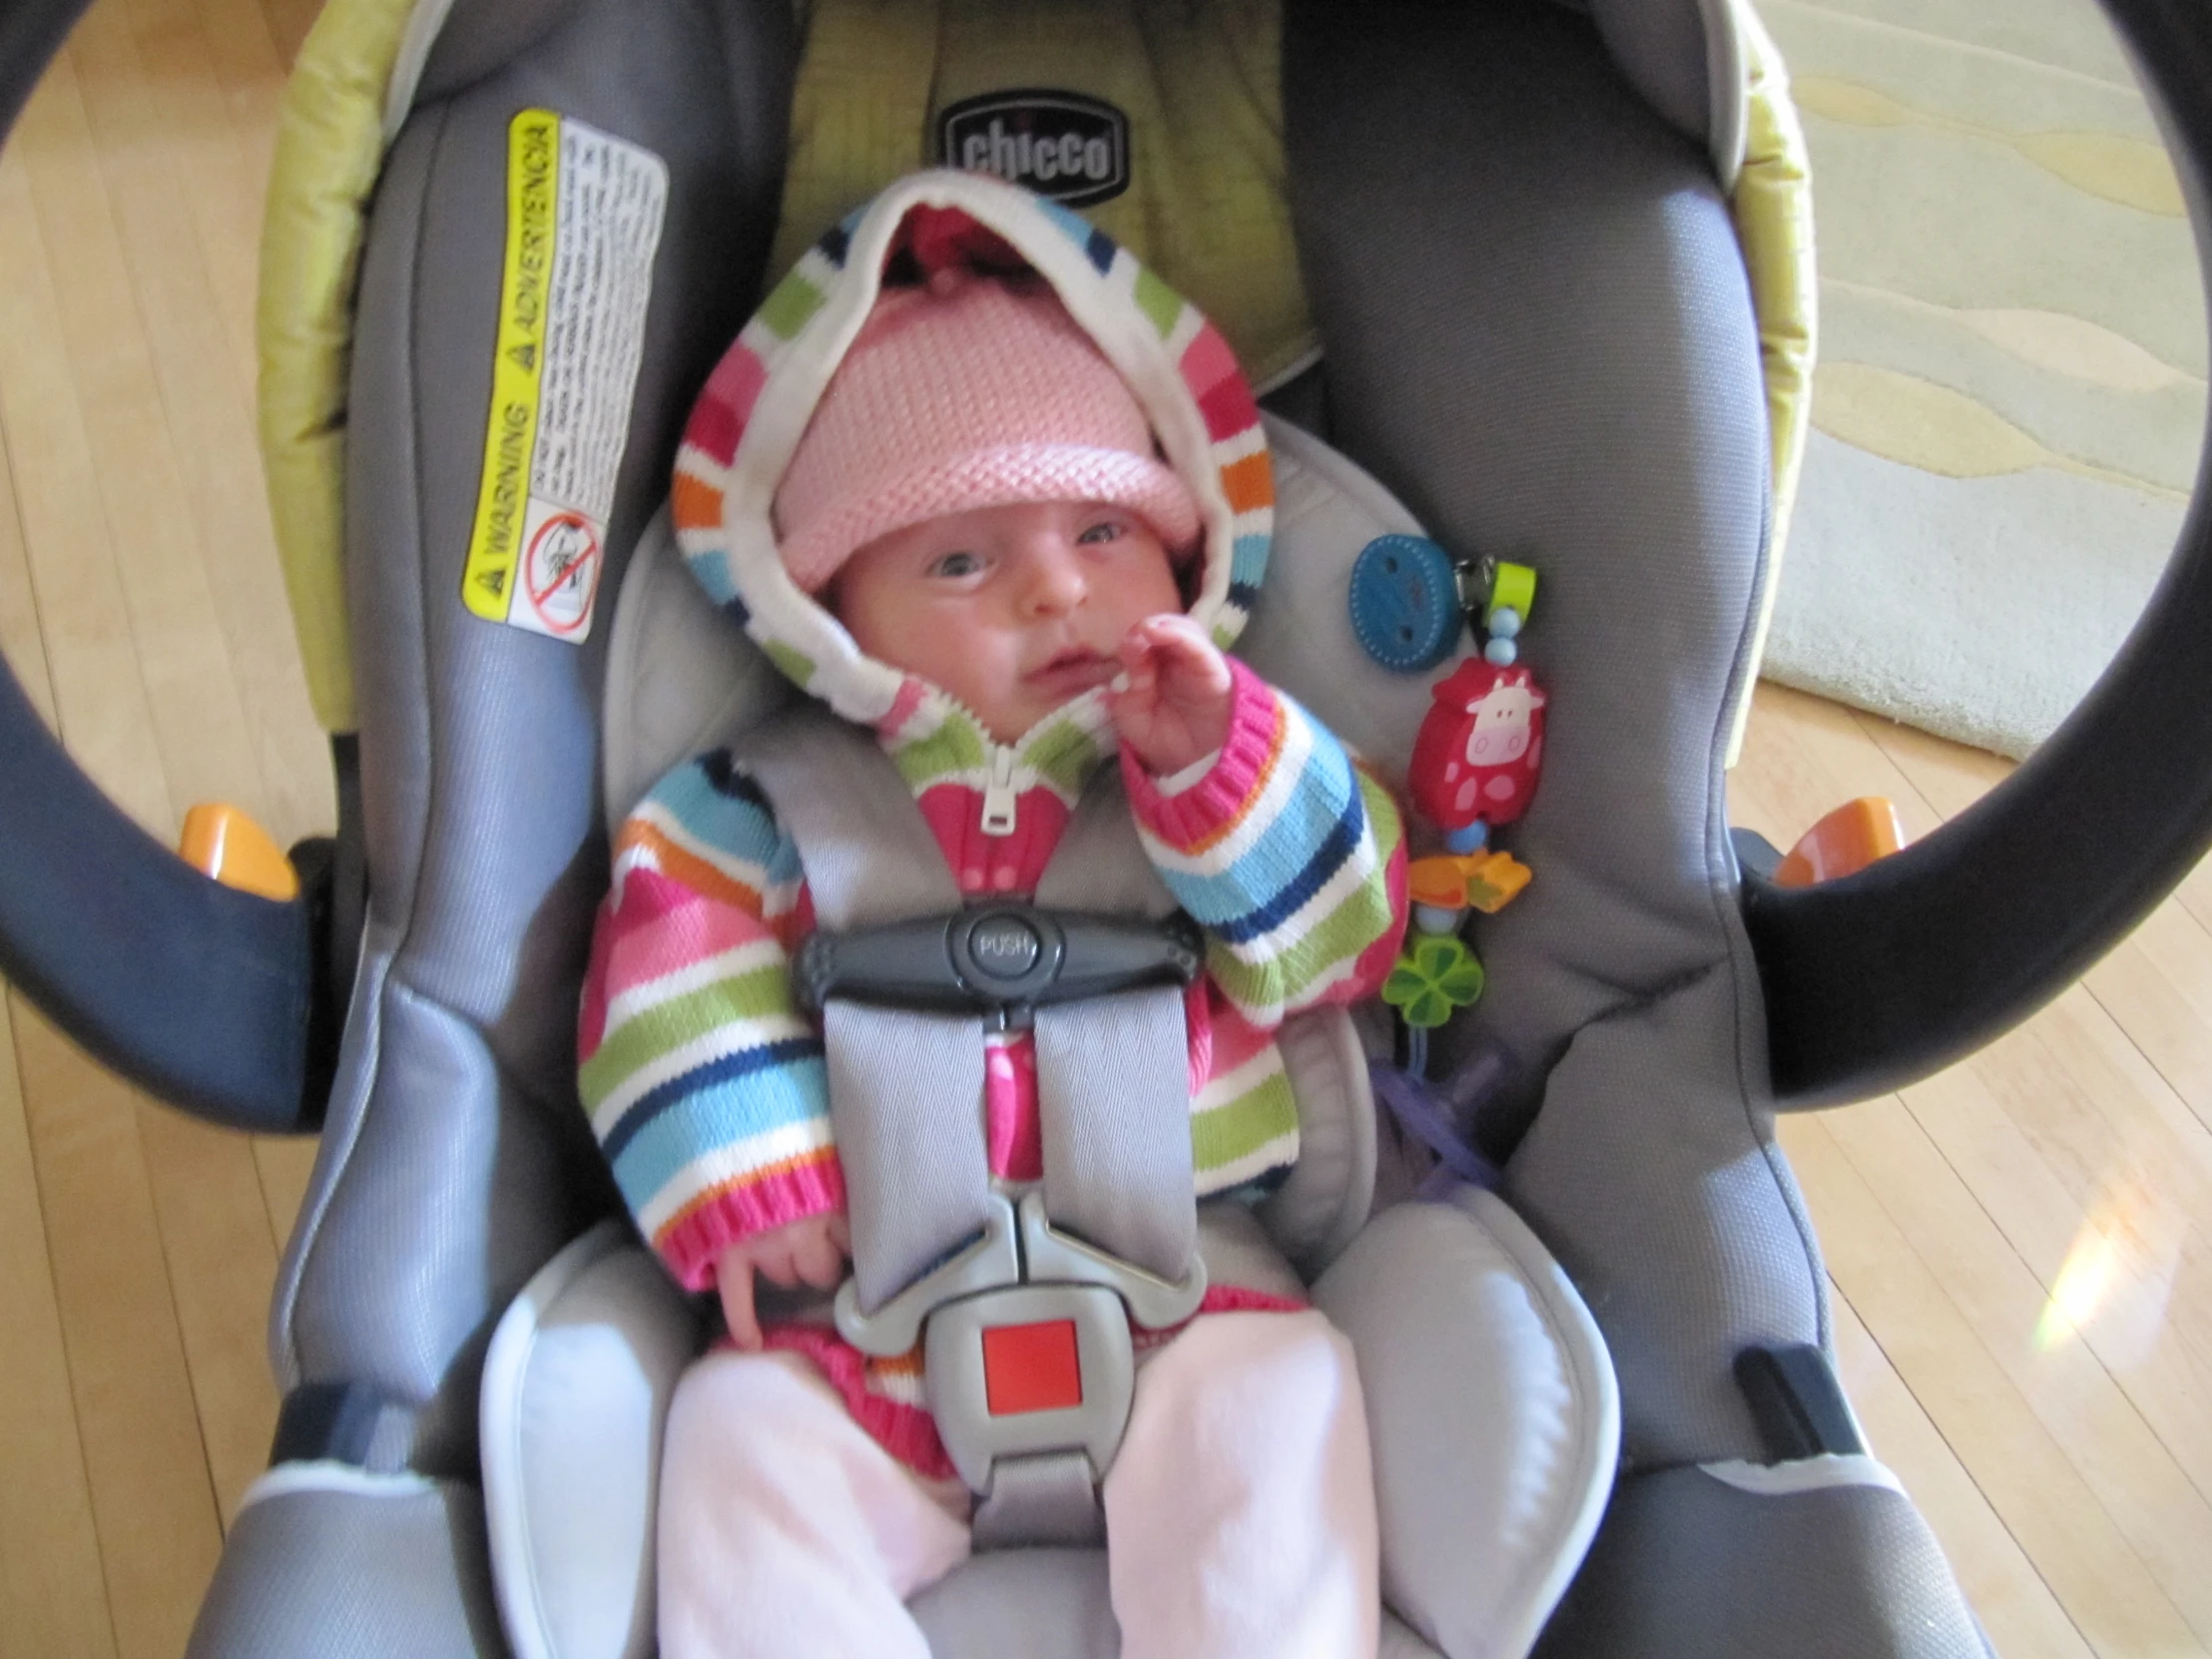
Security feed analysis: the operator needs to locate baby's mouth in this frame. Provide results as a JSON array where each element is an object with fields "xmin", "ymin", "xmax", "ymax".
[{"xmin": 1026, "ymin": 647, "xmax": 1117, "ymax": 694}]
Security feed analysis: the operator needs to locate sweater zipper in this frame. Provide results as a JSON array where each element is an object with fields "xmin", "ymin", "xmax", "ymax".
[{"xmin": 980, "ymin": 744, "xmax": 1019, "ymax": 836}]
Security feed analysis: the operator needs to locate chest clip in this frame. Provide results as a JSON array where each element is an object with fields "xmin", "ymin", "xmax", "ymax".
[{"xmin": 795, "ymin": 904, "xmax": 1204, "ymax": 1031}]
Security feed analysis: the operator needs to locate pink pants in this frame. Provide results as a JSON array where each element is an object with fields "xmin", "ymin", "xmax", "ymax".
[{"xmin": 658, "ymin": 1310, "xmax": 1380, "ymax": 1659}]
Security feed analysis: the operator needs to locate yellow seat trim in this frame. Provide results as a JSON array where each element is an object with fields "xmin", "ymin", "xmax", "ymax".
[{"xmin": 770, "ymin": 0, "xmax": 1317, "ymax": 390}]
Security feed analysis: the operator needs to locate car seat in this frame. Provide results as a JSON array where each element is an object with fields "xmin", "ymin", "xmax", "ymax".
[{"xmin": 8, "ymin": 0, "xmax": 2212, "ymax": 1654}]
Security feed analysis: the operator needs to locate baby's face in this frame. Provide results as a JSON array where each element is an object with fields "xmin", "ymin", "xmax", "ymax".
[{"xmin": 831, "ymin": 500, "xmax": 1185, "ymax": 743}]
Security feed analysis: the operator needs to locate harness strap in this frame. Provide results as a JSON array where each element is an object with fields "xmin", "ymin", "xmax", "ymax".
[
  {"xmin": 1032, "ymin": 985, "xmax": 1193, "ymax": 1284},
  {"xmin": 972, "ymin": 1450, "xmax": 1107, "ymax": 1549},
  {"xmin": 733, "ymin": 703, "xmax": 1199, "ymax": 1298},
  {"xmin": 824, "ymin": 1001, "xmax": 994, "ymax": 1314},
  {"xmin": 1029, "ymin": 754, "xmax": 1198, "ymax": 1281}
]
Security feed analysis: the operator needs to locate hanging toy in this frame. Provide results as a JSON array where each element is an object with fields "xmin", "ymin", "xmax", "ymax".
[
  {"xmin": 1382, "ymin": 934, "xmax": 1486, "ymax": 1029},
  {"xmin": 1409, "ymin": 655, "xmax": 1547, "ymax": 851},
  {"xmin": 1359, "ymin": 546, "xmax": 1544, "ymax": 1056},
  {"xmin": 1408, "ymin": 848, "xmax": 1532, "ymax": 933},
  {"xmin": 1347, "ymin": 535, "xmax": 1463, "ymax": 673}
]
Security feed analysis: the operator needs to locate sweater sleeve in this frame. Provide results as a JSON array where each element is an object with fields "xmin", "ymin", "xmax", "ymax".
[
  {"xmin": 577, "ymin": 751, "xmax": 842, "ymax": 1292},
  {"xmin": 1121, "ymin": 659, "xmax": 1408, "ymax": 1031}
]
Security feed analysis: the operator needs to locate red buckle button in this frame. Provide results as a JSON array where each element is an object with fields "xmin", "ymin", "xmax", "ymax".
[{"xmin": 981, "ymin": 1319, "xmax": 1082, "ymax": 1415}]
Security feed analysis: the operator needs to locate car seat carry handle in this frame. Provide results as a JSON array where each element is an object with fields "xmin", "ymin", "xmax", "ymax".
[
  {"xmin": 0, "ymin": 643, "xmax": 323, "ymax": 1133},
  {"xmin": 1720, "ymin": 0, "xmax": 2212, "ymax": 1110}
]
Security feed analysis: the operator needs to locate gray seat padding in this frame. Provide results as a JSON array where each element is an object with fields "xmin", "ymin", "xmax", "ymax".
[
  {"xmin": 272, "ymin": 0, "xmax": 797, "ymax": 1477},
  {"xmin": 479, "ymin": 1185, "xmax": 1618, "ymax": 1659},
  {"xmin": 1284, "ymin": 0, "xmax": 1818, "ymax": 1468},
  {"xmin": 1534, "ymin": 1462, "xmax": 1991, "ymax": 1658}
]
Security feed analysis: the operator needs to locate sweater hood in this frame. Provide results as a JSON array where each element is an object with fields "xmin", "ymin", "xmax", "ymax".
[{"xmin": 671, "ymin": 171, "xmax": 1274, "ymax": 775}]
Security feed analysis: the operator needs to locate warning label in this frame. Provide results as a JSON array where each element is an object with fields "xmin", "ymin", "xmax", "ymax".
[{"xmin": 463, "ymin": 110, "xmax": 668, "ymax": 641}]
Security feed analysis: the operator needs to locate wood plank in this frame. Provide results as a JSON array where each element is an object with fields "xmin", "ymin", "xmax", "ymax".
[
  {"xmin": 69, "ymin": 0, "xmax": 333, "ymax": 845},
  {"xmin": 136, "ymin": 1105, "xmax": 284, "ymax": 1532},
  {"xmin": 1822, "ymin": 1091, "xmax": 2212, "ymax": 1644},
  {"xmin": 2171, "ymin": 848, "xmax": 2212, "ymax": 941},
  {"xmin": 253, "ymin": 1133, "xmax": 323, "ymax": 1251},
  {"xmin": 1848, "ymin": 700, "xmax": 2013, "ymax": 823},
  {"xmin": 1899, "ymin": 1042, "xmax": 2186, "ymax": 1374},
  {"xmin": 1972, "ymin": 996, "xmax": 2212, "ymax": 1467},
  {"xmin": 0, "ymin": 413, "xmax": 60, "ymax": 735},
  {"xmin": 189, "ymin": 0, "xmax": 290, "ymax": 146},
  {"xmin": 1735, "ymin": 680, "xmax": 1947, "ymax": 846},
  {"xmin": 2083, "ymin": 903, "xmax": 2212, "ymax": 1140},
  {"xmin": 0, "ymin": 104, "xmax": 173, "ymax": 835},
  {"xmin": 105, "ymin": 0, "xmax": 267, "ymax": 406},
  {"xmin": 1824, "ymin": 1273, "xmax": 2094, "ymax": 1659},
  {"xmin": 1990, "ymin": 990, "xmax": 2212, "ymax": 1313},
  {"xmin": 10, "ymin": 996, "xmax": 225, "ymax": 1659},
  {"xmin": 1781, "ymin": 1109, "xmax": 2206, "ymax": 1656},
  {"xmin": 255, "ymin": 0, "xmax": 320, "ymax": 71},
  {"xmin": 12, "ymin": 43, "xmax": 269, "ymax": 836},
  {"xmin": 177, "ymin": 0, "xmax": 292, "ymax": 334},
  {"xmin": 0, "ymin": 992, "xmax": 120, "ymax": 1659}
]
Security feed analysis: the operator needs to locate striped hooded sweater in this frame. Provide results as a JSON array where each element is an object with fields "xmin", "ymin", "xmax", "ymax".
[{"xmin": 577, "ymin": 173, "xmax": 1405, "ymax": 1465}]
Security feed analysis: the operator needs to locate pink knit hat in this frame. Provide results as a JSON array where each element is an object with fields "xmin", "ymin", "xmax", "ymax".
[{"xmin": 773, "ymin": 270, "xmax": 1202, "ymax": 594}]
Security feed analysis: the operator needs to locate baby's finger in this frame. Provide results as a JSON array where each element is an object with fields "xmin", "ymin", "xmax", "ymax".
[
  {"xmin": 792, "ymin": 1222, "xmax": 846, "ymax": 1290},
  {"xmin": 1113, "ymin": 626, "xmax": 1157, "ymax": 681},
  {"xmin": 1153, "ymin": 639, "xmax": 1230, "ymax": 703},
  {"xmin": 752, "ymin": 1237, "xmax": 800, "ymax": 1287},
  {"xmin": 1148, "ymin": 615, "xmax": 1217, "ymax": 666},
  {"xmin": 720, "ymin": 1270, "xmax": 764, "ymax": 1351}
]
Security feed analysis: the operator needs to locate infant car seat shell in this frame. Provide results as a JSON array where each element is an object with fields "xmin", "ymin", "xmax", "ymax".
[{"xmin": 14, "ymin": 0, "xmax": 2212, "ymax": 1654}]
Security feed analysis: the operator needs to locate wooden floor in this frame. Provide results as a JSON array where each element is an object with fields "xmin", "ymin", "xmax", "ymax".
[{"xmin": 3, "ymin": 1, "xmax": 2210, "ymax": 1656}]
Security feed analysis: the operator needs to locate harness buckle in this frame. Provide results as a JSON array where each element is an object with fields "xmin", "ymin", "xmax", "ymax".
[
  {"xmin": 830, "ymin": 1192, "xmax": 1208, "ymax": 1531},
  {"xmin": 923, "ymin": 1282, "xmax": 1135, "ymax": 1501},
  {"xmin": 832, "ymin": 1192, "xmax": 1207, "ymax": 1358}
]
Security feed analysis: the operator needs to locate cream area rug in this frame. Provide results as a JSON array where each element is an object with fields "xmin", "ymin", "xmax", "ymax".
[{"xmin": 1756, "ymin": 0, "xmax": 2205, "ymax": 759}]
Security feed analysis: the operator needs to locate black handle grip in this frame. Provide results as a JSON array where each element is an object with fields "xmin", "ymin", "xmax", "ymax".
[
  {"xmin": 0, "ymin": 661, "xmax": 320, "ymax": 1131},
  {"xmin": 1743, "ymin": 0, "xmax": 2212, "ymax": 1106}
]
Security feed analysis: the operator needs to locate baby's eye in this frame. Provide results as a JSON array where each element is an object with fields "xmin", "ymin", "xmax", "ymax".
[
  {"xmin": 1077, "ymin": 519, "xmax": 1127, "ymax": 546},
  {"xmin": 926, "ymin": 550, "xmax": 986, "ymax": 580}
]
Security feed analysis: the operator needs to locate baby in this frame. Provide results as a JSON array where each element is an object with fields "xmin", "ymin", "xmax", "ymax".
[{"xmin": 579, "ymin": 177, "xmax": 1406, "ymax": 1658}]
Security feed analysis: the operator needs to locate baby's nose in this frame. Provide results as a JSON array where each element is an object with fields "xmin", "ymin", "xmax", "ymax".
[{"xmin": 1021, "ymin": 541, "xmax": 1089, "ymax": 614}]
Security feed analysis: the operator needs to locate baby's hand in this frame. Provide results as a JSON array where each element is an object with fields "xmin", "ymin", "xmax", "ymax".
[
  {"xmin": 715, "ymin": 1212, "xmax": 851, "ymax": 1350},
  {"xmin": 1109, "ymin": 615, "xmax": 1234, "ymax": 777}
]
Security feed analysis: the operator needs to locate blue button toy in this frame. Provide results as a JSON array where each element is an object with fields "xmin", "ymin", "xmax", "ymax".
[{"xmin": 1349, "ymin": 535, "xmax": 1460, "ymax": 672}]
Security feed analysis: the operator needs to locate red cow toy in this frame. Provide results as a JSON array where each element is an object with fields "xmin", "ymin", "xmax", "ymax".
[{"xmin": 1409, "ymin": 658, "xmax": 1547, "ymax": 838}]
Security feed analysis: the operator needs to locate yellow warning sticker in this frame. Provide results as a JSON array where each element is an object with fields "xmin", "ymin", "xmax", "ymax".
[{"xmin": 463, "ymin": 109, "xmax": 669, "ymax": 641}]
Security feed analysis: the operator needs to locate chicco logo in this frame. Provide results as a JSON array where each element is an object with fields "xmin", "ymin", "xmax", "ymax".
[{"xmin": 938, "ymin": 90, "xmax": 1130, "ymax": 209}]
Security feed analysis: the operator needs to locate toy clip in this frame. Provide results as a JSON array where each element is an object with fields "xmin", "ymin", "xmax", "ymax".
[
  {"xmin": 1453, "ymin": 558, "xmax": 1538, "ymax": 666},
  {"xmin": 1348, "ymin": 535, "xmax": 1462, "ymax": 673}
]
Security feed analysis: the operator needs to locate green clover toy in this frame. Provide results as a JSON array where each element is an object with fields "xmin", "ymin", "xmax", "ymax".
[{"xmin": 1382, "ymin": 934, "xmax": 1486, "ymax": 1028}]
